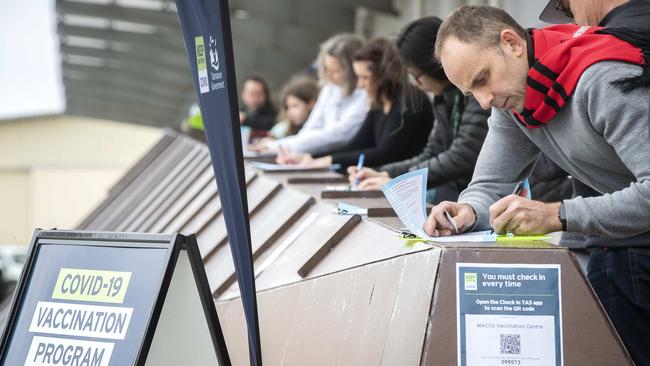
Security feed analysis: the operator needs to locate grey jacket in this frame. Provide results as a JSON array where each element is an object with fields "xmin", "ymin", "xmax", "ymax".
[
  {"xmin": 459, "ymin": 61, "xmax": 650, "ymax": 239},
  {"xmin": 381, "ymin": 86, "xmax": 489, "ymax": 190}
]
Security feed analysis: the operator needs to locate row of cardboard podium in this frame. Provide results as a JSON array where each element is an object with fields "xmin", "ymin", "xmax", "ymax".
[{"xmin": 0, "ymin": 129, "xmax": 634, "ymax": 365}]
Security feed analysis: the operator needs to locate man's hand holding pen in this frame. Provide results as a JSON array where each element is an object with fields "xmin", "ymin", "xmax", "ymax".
[
  {"xmin": 489, "ymin": 197, "xmax": 562, "ymax": 235},
  {"xmin": 424, "ymin": 201, "xmax": 477, "ymax": 237},
  {"xmin": 424, "ymin": 178, "xmax": 563, "ymax": 237},
  {"xmin": 489, "ymin": 177, "xmax": 562, "ymax": 235}
]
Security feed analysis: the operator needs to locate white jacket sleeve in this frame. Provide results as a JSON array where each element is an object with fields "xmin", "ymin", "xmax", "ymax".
[{"xmin": 269, "ymin": 85, "xmax": 370, "ymax": 155}]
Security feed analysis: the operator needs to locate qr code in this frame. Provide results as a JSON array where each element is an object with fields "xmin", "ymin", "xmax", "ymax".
[
  {"xmin": 199, "ymin": 76, "xmax": 208, "ymax": 88},
  {"xmin": 500, "ymin": 334, "xmax": 521, "ymax": 354}
]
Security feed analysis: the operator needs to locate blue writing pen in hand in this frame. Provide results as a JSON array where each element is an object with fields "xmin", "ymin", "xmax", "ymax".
[
  {"xmin": 504, "ymin": 177, "xmax": 531, "ymax": 237},
  {"xmin": 512, "ymin": 177, "xmax": 531, "ymax": 199},
  {"xmin": 353, "ymin": 153, "xmax": 365, "ymax": 188}
]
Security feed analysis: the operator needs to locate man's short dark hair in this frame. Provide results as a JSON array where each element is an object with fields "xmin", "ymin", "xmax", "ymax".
[{"xmin": 435, "ymin": 5, "xmax": 527, "ymax": 59}]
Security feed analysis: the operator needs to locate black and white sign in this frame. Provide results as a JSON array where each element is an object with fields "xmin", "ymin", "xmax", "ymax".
[
  {"xmin": 457, "ymin": 263, "xmax": 563, "ymax": 366},
  {"xmin": 0, "ymin": 230, "xmax": 230, "ymax": 366}
]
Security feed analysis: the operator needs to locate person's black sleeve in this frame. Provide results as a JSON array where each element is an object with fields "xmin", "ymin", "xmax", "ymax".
[
  {"xmin": 313, "ymin": 110, "xmax": 376, "ymax": 158},
  {"xmin": 242, "ymin": 105, "xmax": 277, "ymax": 131},
  {"xmin": 416, "ymin": 97, "xmax": 488, "ymax": 186},
  {"xmin": 414, "ymin": 97, "xmax": 489, "ymax": 186},
  {"xmin": 330, "ymin": 103, "xmax": 431, "ymax": 168},
  {"xmin": 380, "ymin": 118, "xmax": 438, "ymax": 178}
]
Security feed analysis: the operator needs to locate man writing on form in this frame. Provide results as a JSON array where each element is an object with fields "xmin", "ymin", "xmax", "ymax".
[{"xmin": 424, "ymin": 6, "xmax": 650, "ymax": 364}]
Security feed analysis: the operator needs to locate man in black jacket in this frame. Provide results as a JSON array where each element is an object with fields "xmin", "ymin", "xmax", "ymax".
[{"xmin": 348, "ymin": 17, "xmax": 489, "ymax": 204}]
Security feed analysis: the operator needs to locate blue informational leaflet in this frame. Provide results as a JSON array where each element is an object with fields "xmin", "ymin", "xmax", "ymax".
[
  {"xmin": 381, "ymin": 168, "xmax": 496, "ymax": 242},
  {"xmin": 457, "ymin": 263, "xmax": 563, "ymax": 366}
]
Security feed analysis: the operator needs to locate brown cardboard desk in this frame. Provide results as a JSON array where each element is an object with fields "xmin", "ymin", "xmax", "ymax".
[{"xmin": 71, "ymin": 130, "xmax": 632, "ymax": 365}]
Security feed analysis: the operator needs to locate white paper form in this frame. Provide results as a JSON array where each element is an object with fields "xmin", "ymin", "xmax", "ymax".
[
  {"xmin": 381, "ymin": 168, "xmax": 496, "ymax": 243},
  {"xmin": 336, "ymin": 202, "xmax": 368, "ymax": 215},
  {"xmin": 247, "ymin": 161, "xmax": 334, "ymax": 171}
]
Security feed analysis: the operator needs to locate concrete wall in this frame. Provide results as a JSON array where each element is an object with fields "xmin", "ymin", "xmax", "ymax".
[
  {"xmin": 360, "ymin": 0, "xmax": 550, "ymax": 39},
  {"xmin": 0, "ymin": 115, "xmax": 162, "ymax": 245},
  {"xmin": 0, "ymin": 171, "xmax": 29, "ymax": 244}
]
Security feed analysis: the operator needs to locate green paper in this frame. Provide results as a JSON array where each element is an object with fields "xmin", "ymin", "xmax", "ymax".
[{"xmin": 496, "ymin": 234, "xmax": 551, "ymax": 242}]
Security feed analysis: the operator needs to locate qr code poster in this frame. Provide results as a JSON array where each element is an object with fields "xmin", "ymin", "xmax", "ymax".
[
  {"xmin": 500, "ymin": 334, "xmax": 521, "ymax": 354},
  {"xmin": 456, "ymin": 263, "xmax": 563, "ymax": 366}
]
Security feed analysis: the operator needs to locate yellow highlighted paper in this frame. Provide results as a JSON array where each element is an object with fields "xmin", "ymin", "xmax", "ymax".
[
  {"xmin": 52, "ymin": 268, "xmax": 131, "ymax": 304},
  {"xmin": 496, "ymin": 235, "xmax": 551, "ymax": 242}
]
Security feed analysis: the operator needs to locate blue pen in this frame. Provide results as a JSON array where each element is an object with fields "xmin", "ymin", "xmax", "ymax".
[
  {"xmin": 504, "ymin": 177, "xmax": 531, "ymax": 237},
  {"xmin": 353, "ymin": 153, "xmax": 365, "ymax": 187},
  {"xmin": 513, "ymin": 177, "xmax": 531, "ymax": 199}
]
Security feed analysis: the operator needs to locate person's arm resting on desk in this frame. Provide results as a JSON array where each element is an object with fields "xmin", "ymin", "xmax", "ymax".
[{"xmin": 424, "ymin": 108, "xmax": 547, "ymax": 236}]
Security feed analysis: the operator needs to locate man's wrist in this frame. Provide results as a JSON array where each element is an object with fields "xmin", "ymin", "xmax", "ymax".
[
  {"xmin": 459, "ymin": 202, "xmax": 478, "ymax": 229},
  {"xmin": 547, "ymin": 202, "xmax": 563, "ymax": 232},
  {"xmin": 558, "ymin": 202, "xmax": 567, "ymax": 231}
]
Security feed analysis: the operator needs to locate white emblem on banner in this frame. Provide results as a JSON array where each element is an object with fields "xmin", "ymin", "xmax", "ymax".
[{"xmin": 209, "ymin": 36, "xmax": 220, "ymax": 71}]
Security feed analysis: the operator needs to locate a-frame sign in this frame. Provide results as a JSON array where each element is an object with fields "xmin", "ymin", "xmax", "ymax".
[{"xmin": 0, "ymin": 230, "xmax": 230, "ymax": 366}]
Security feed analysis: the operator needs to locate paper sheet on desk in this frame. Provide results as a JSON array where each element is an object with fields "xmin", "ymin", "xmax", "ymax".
[
  {"xmin": 336, "ymin": 202, "xmax": 367, "ymax": 215},
  {"xmin": 247, "ymin": 161, "xmax": 338, "ymax": 171},
  {"xmin": 381, "ymin": 168, "xmax": 497, "ymax": 243},
  {"xmin": 243, "ymin": 150, "xmax": 276, "ymax": 158},
  {"xmin": 325, "ymin": 185, "xmax": 353, "ymax": 191}
]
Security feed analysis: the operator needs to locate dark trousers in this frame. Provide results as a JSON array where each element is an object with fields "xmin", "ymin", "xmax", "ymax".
[
  {"xmin": 426, "ymin": 182, "xmax": 460, "ymax": 204},
  {"xmin": 588, "ymin": 247, "xmax": 650, "ymax": 365}
]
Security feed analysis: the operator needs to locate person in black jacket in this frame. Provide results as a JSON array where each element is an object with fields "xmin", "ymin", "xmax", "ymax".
[
  {"xmin": 278, "ymin": 38, "xmax": 433, "ymax": 169},
  {"xmin": 239, "ymin": 75, "xmax": 277, "ymax": 132},
  {"xmin": 347, "ymin": 17, "xmax": 489, "ymax": 203}
]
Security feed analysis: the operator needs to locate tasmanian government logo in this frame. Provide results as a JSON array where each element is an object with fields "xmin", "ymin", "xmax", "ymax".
[
  {"xmin": 209, "ymin": 36, "xmax": 219, "ymax": 71},
  {"xmin": 464, "ymin": 272, "xmax": 477, "ymax": 291},
  {"xmin": 208, "ymin": 36, "xmax": 225, "ymax": 91}
]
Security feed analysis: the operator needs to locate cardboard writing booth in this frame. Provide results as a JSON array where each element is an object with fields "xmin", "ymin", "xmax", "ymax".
[
  {"xmin": 218, "ymin": 249, "xmax": 441, "ymax": 365},
  {"xmin": 0, "ymin": 230, "xmax": 229, "ymax": 366},
  {"xmin": 61, "ymin": 130, "xmax": 636, "ymax": 364},
  {"xmin": 218, "ymin": 246, "xmax": 633, "ymax": 365}
]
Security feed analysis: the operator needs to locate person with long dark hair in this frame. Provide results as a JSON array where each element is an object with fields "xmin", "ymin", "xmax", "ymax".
[
  {"xmin": 347, "ymin": 17, "xmax": 489, "ymax": 203},
  {"xmin": 278, "ymin": 37, "xmax": 433, "ymax": 169}
]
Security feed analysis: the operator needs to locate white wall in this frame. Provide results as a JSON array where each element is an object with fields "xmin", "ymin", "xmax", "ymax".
[
  {"xmin": 361, "ymin": 0, "xmax": 551, "ymax": 39},
  {"xmin": 500, "ymin": 0, "xmax": 549, "ymax": 28},
  {"xmin": 0, "ymin": 115, "xmax": 162, "ymax": 245},
  {"xmin": 0, "ymin": 171, "xmax": 30, "ymax": 244}
]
